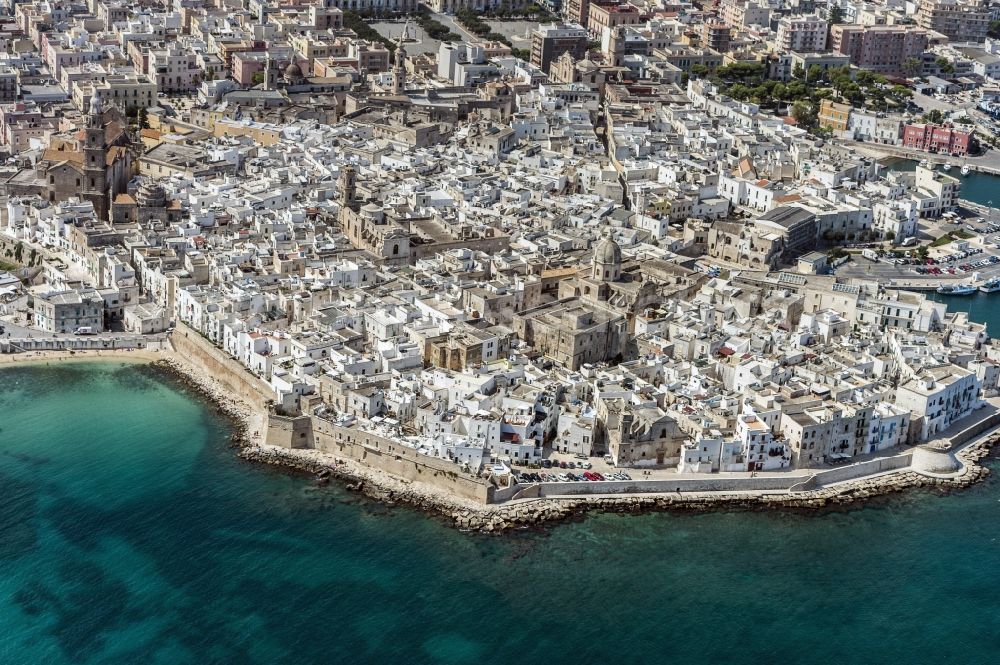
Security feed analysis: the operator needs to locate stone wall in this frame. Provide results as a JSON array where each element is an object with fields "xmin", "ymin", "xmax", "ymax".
[
  {"xmin": 809, "ymin": 453, "xmax": 913, "ymax": 485},
  {"xmin": 948, "ymin": 411, "xmax": 1000, "ymax": 448},
  {"xmin": 266, "ymin": 413, "xmax": 314, "ymax": 449},
  {"xmin": 170, "ymin": 325, "xmax": 273, "ymax": 409},
  {"xmin": 309, "ymin": 416, "xmax": 494, "ymax": 504}
]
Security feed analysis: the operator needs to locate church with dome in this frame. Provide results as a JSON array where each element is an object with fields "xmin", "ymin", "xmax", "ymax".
[
  {"xmin": 511, "ymin": 226, "xmax": 703, "ymax": 371},
  {"xmin": 110, "ymin": 177, "xmax": 186, "ymax": 226},
  {"xmin": 559, "ymin": 227, "xmax": 706, "ymax": 330}
]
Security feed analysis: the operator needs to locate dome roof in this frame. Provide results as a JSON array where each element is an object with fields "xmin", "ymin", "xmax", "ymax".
[
  {"xmin": 284, "ymin": 62, "xmax": 303, "ymax": 79},
  {"xmin": 593, "ymin": 231, "xmax": 621, "ymax": 266},
  {"xmin": 137, "ymin": 180, "xmax": 166, "ymax": 207}
]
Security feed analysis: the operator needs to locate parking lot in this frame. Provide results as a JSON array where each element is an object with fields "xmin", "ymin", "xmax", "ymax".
[
  {"xmin": 837, "ymin": 218, "xmax": 1000, "ymax": 286},
  {"xmin": 891, "ymin": 246, "xmax": 999, "ymax": 278},
  {"xmin": 513, "ymin": 457, "xmax": 637, "ymax": 484}
]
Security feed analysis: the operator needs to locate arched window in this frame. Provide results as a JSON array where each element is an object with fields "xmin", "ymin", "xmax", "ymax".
[{"xmin": 392, "ymin": 244, "xmax": 399, "ymax": 255}]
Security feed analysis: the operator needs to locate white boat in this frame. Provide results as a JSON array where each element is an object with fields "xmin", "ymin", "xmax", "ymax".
[
  {"xmin": 961, "ymin": 164, "xmax": 971, "ymax": 176},
  {"xmin": 919, "ymin": 159, "xmax": 928, "ymax": 166},
  {"xmin": 980, "ymin": 277, "xmax": 1000, "ymax": 293},
  {"xmin": 942, "ymin": 163, "xmax": 952, "ymax": 172},
  {"xmin": 937, "ymin": 283, "xmax": 976, "ymax": 295}
]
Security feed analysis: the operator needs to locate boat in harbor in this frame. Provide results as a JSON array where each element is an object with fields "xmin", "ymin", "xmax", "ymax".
[
  {"xmin": 961, "ymin": 164, "xmax": 971, "ymax": 176},
  {"xmin": 937, "ymin": 283, "xmax": 977, "ymax": 295},
  {"xmin": 942, "ymin": 163, "xmax": 952, "ymax": 172},
  {"xmin": 980, "ymin": 277, "xmax": 1000, "ymax": 293}
]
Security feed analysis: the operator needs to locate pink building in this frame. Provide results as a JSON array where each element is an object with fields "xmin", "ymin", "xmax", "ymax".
[
  {"xmin": 902, "ymin": 123, "xmax": 973, "ymax": 156},
  {"xmin": 830, "ymin": 24, "xmax": 928, "ymax": 76}
]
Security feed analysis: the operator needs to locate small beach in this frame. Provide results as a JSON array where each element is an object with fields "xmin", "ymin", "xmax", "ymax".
[{"xmin": 0, "ymin": 345, "xmax": 265, "ymax": 449}]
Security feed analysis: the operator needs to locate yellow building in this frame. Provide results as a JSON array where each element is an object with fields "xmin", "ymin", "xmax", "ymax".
[{"xmin": 818, "ymin": 99, "xmax": 852, "ymax": 132}]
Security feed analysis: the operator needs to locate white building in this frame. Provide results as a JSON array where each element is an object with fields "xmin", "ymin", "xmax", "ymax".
[{"xmin": 894, "ymin": 366, "xmax": 981, "ymax": 441}]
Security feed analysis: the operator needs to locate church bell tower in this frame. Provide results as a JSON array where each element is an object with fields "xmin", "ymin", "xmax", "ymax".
[{"xmin": 83, "ymin": 90, "xmax": 109, "ymax": 220}]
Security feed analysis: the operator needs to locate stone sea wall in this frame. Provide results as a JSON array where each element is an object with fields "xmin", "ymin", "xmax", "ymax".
[
  {"xmin": 171, "ymin": 325, "xmax": 273, "ymax": 410},
  {"xmin": 239, "ymin": 432, "xmax": 998, "ymax": 534},
  {"xmin": 310, "ymin": 416, "xmax": 493, "ymax": 504},
  {"xmin": 153, "ymin": 332, "xmax": 1000, "ymax": 533}
]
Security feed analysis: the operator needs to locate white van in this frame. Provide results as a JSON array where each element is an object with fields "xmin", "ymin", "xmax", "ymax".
[{"xmin": 73, "ymin": 326, "xmax": 94, "ymax": 335}]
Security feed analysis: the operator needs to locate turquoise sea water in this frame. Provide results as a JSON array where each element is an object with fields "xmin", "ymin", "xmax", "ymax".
[
  {"xmin": 881, "ymin": 158, "xmax": 1000, "ymax": 210},
  {"xmin": 2, "ymin": 361, "xmax": 1000, "ymax": 664}
]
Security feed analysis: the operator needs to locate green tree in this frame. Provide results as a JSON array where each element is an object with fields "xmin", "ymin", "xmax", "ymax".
[
  {"xmin": 935, "ymin": 56, "xmax": 954, "ymax": 74},
  {"xmin": 989, "ymin": 19, "xmax": 1000, "ymax": 39},
  {"xmin": 137, "ymin": 107, "xmax": 149, "ymax": 130},
  {"xmin": 728, "ymin": 83, "xmax": 752, "ymax": 101},
  {"xmin": 13, "ymin": 242, "xmax": 22, "ymax": 263},
  {"xmin": 827, "ymin": 6, "xmax": 844, "ymax": 25},
  {"xmin": 923, "ymin": 109, "xmax": 945, "ymax": 124},
  {"xmin": 889, "ymin": 84, "xmax": 912, "ymax": 99},
  {"xmin": 807, "ymin": 64, "xmax": 824, "ymax": 83},
  {"xmin": 792, "ymin": 100, "xmax": 817, "ymax": 128},
  {"xmin": 901, "ymin": 57, "xmax": 922, "ymax": 77},
  {"xmin": 252, "ymin": 71, "xmax": 265, "ymax": 86},
  {"xmin": 792, "ymin": 64, "xmax": 805, "ymax": 80}
]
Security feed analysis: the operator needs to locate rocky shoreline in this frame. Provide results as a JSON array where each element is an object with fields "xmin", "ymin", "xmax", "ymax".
[
  {"xmin": 143, "ymin": 358, "xmax": 260, "ymax": 449},
  {"xmin": 238, "ymin": 434, "xmax": 998, "ymax": 533},
  {"xmin": 135, "ymin": 345, "xmax": 1000, "ymax": 533},
  {"xmin": 11, "ymin": 346, "xmax": 998, "ymax": 533}
]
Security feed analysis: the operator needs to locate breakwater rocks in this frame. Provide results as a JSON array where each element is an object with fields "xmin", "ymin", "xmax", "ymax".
[{"xmin": 240, "ymin": 437, "xmax": 998, "ymax": 534}]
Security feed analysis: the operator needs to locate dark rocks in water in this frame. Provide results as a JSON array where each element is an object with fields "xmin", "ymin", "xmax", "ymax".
[{"xmin": 236, "ymin": 431, "xmax": 1000, "ymax": 536}]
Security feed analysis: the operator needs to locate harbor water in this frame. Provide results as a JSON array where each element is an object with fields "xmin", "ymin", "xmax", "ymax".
[
  {"xmin": 2, "ymin": 361, "xmax": 1000, "ymax": 664},
  {"xmin": 880, "ymin": 157, "xmax": 1000, "ymax": 211}
]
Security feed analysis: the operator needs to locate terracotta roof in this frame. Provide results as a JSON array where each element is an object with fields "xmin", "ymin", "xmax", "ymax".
[
  {"xmin": 42, "ymin": 147, "xmax": 83, "ymax": 166},
  {"xmin": 540, "ymin": 267, "xmax": 579, "ymax": 279},
  {"xmin": 114, "ymin": 193, "xmax": 136, "ymax": 205},
  {"xmin": 107, "ymin": 146, "xmax": 127, "ymax": 166}
]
